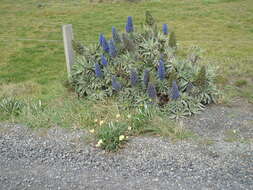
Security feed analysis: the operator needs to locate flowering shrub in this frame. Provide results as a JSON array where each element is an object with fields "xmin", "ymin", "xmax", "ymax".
[
  {"xmin": 95, "ymin": 121, "xmax": 128, "ymax": 151},
  {"xmin": 71, "ymin": 12, "xmax": 220, "ymax": 118}
]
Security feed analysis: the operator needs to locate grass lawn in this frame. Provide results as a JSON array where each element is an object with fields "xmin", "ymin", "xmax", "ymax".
[{"xmin": 0, "ymin": 0, "xmax": 253, "ymax": 149}]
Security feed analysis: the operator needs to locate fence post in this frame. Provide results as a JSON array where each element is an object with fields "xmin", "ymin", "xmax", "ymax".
[{"xmin": 62, "ymin": 24, "xmax": 74, "ymax": 80}]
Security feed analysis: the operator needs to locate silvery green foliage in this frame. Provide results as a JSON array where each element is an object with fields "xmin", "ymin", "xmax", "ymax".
[
  {"xmin": 163, "ymin": 94, "xmax": 205, "ymax": 119},
  {"xmin": 72, "ymin": 40, "xmax": 85, "ymax": 55},
  {"xmin": 0, "ymin": 97, "xmax": 25, "ymax": 116},
  {"xmin": 122, "ymin": 33, "xmax": 135, "ymax": 52},
  {"xmin": 186, "ymin": 82, "xmax": 194, "ymax": 94},
  {"xmin": 138, "ymin": 36, "xmax": 160, "ymax": 64},
  {"xmin": 71, "ymin": 13, "xmax": 220, "ymax": 118}
]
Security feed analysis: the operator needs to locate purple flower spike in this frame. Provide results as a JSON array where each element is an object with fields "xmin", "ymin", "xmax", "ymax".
[
  {"xmin": 99, "ymin": 34, "xmax": 109, "ymax": 53},
  {"xmin": 171, "ymin": 81, "xmax": 180, "ymax": 100},
  {"xmin": 109, "ymin": 39, "xmax": 117, "ymax": 58},
  {"xmin": 157, "ymin": 59, "xmax": 165, "ymax": 80},
  {"xmin": 94, "ymin": 63, "xmax": 103, "ymax": 78},
  {"xmin": 162, "ymin": 24, "xmax": 169, "ymax": 35},
  {"xmin": 147, "ymin": 83, "xmax": 157, "ymax": 99},
  {"xmin": 112, "ymin": 76, "xmax": 122, "ymax": 91},
  {"xmin": 101, "ymin": 55, "xmax": 108, "ymax": 66},
  {"xmin": 130, "ymin": 69, "xmax": 138, "ymax": 86},
  {"xmin": 99, "ymin": 34, "xmax": 104, "ymax": 46},
  {"xmin": 126, "ymin": 16, "xmax": 134, "ymax": 33}
]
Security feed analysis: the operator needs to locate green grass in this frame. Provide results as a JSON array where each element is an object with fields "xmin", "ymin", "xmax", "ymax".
[
  {"xmin": 1, "ymin": 0, "xmax": 252, "ymax": 100},
  {"xmin": 0, "ymin": 0, "xmax": 253, "ymax": 150}
]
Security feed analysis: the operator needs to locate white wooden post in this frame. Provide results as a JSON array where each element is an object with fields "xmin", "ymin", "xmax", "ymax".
[{"xmin": 62, "ymin": 24, "xmax": 74, "ymax": 80}]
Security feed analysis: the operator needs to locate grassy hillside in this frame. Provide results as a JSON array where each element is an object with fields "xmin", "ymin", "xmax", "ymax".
[{"xmin": 1, "ymin": 0, "xmax": 252, "ymax": 101}]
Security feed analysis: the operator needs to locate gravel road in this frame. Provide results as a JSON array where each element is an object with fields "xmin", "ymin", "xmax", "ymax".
[{"xmin": 0, "ymin": 100, "xmax": 252, "ymax": 190}]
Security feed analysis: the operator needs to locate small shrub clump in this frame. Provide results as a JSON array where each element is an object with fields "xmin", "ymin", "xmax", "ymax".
[
  {"xmin": 0, "ymin": 97, "xmax": 25, "ymax": 116},
  {"xmin": 95, "ymin": 121, "xmax": 129, "ymax": 151},
  {"xmin": 71, "ymin": 12, "xmax": 220, "ymax": 118}
]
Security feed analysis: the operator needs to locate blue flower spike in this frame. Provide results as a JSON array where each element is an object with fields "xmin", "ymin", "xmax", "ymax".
[
  {"xmin": 112, "ymin": 76, "xmax": 122, "ymax": 91},
  {"xmin": 162, "ymin": 24, "xmax": 169, "ymax": 35},
  {"xmin": 101, "ymin": 55, "xmax": 108, "ymax": 67},
  {"xmin": 99, "ymin": 34, "xmax": 109, "ymax": 53},
  {"xmin": 171, "ymin": 81, "xmax": 180, "ymax": 100},
  {"xmin": 130, "ymin": 69, "xmax": 138, "ymax": 86},
  {"xmin": 147, "ymin": 83, "xmax": 157, "ymax": 99},
  {"xmin": 157, "ymin": 59, "xmax": 165, "ymax": 80},
  {"xmin": 109, "ymin": 39, "xmax": 117, "ymax": 58},
  {"xmin": 126, "ymin": 16, "xmax": 134, "ymax": 33},
  {"xmin": 94, "ymin": 63, "xmax": 103, "ymax": 78}
]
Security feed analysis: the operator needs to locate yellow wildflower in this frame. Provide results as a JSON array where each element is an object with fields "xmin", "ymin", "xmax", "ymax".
[
  {"xmin": 127, "ymin": 114, "xmax": 131, "ymax": 119},
  {"xmin": 128, "ymin": 126, "xmax": 132, "ymax": 131},
  {"xmin": 95, "ymin": 139, "xmax": 103, "ymax": 147},
  {"xmin": 116, "ymin": 114, "xmax": 120, "ymax": 118},
  {"xmin": 119, "ymin": 135, "xmax": 125, "ymax": 141},
  {"xmin": 94, "ymin": 119, "xmax": 98, "ymax": 122},
  {"xmin": 99, "ymin": 120, "xmax": 104, "ymax": 126},
  {"xmin": 89, "ymin": 129, "xmax": 95, "ymax": 133}
]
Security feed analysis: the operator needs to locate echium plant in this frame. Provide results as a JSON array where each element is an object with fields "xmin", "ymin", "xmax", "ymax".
[
  {"xmin": 157, "ymin": 59, "xmax": 166, "ymax": 80},
  {"xmin": 112, "ymin": 27, "xmax": 121, "ymax": 44},
  {"xmin": 186, "ymin": 82, "xmax": 194, "ymax": 94},
  {"xmin": 95, "ymin": 63, "xmax": 103, "ymax": 78},
  {"xmin": 145, "ymin": 11, "xmax": 155, "ymax": 27},
  {"xmin": 112, "ymin": 76, "xmax": 122, "ymax": 91},
  {"xmin": 71, "ymin": 12, "xmax": 220, "ymax": 119},
  {"xmin": 147, "ymin": 83, "xmax": 157, "ymax": 99},
  {"xmin": 130, "ymin": 69, "xmax": 138, "ymax": 86},
  {"xmin": 99, "ymin": 34, "xmax": 104, "ymax": 46},
  {"xmin": 122, "ymin": 33, "xmax": 135, "ymax": 52},
  {"xmin": 143, "ymin": 69, "xmax": 150, "ymax": 88},
  {"xmin": 168, "ymin": 69, "xmax": 177, "ymax": 87},
  {"xmin": 169, "ymin": 31, "xmax": 177, "ymax": 48},
  {"xmin": 162, "ymin": 24, "xmax": 169, "ymax": 35},
  {"xmin": 170, "ymin": 81, "xmax": 180, "ymax": 100},
  {"xmin": 99, "ymin": 34, "xmax": 109, "ymax": 53},
  {"xmin": 126, "ymin": 16, "xmax": 134, "ymax": 33},
  {"xmin": 109, "ymin": 40, "xmax": 117, "ymax": 58},
  {"xmin": 72, "ymin": 40, "xmax": 85, "ymax": 55},
  {"xmin": 101, "ymin": 55, "xmax": 108, "ymax": 66},
  {"xmin": 194, "ymin": 65, "xmax": 207, "ymax": 88}
]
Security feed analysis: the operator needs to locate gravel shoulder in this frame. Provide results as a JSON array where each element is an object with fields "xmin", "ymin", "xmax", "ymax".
[{"xmin": 0, "ymin": 100, "xmax": 253, "ymax": 190}]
